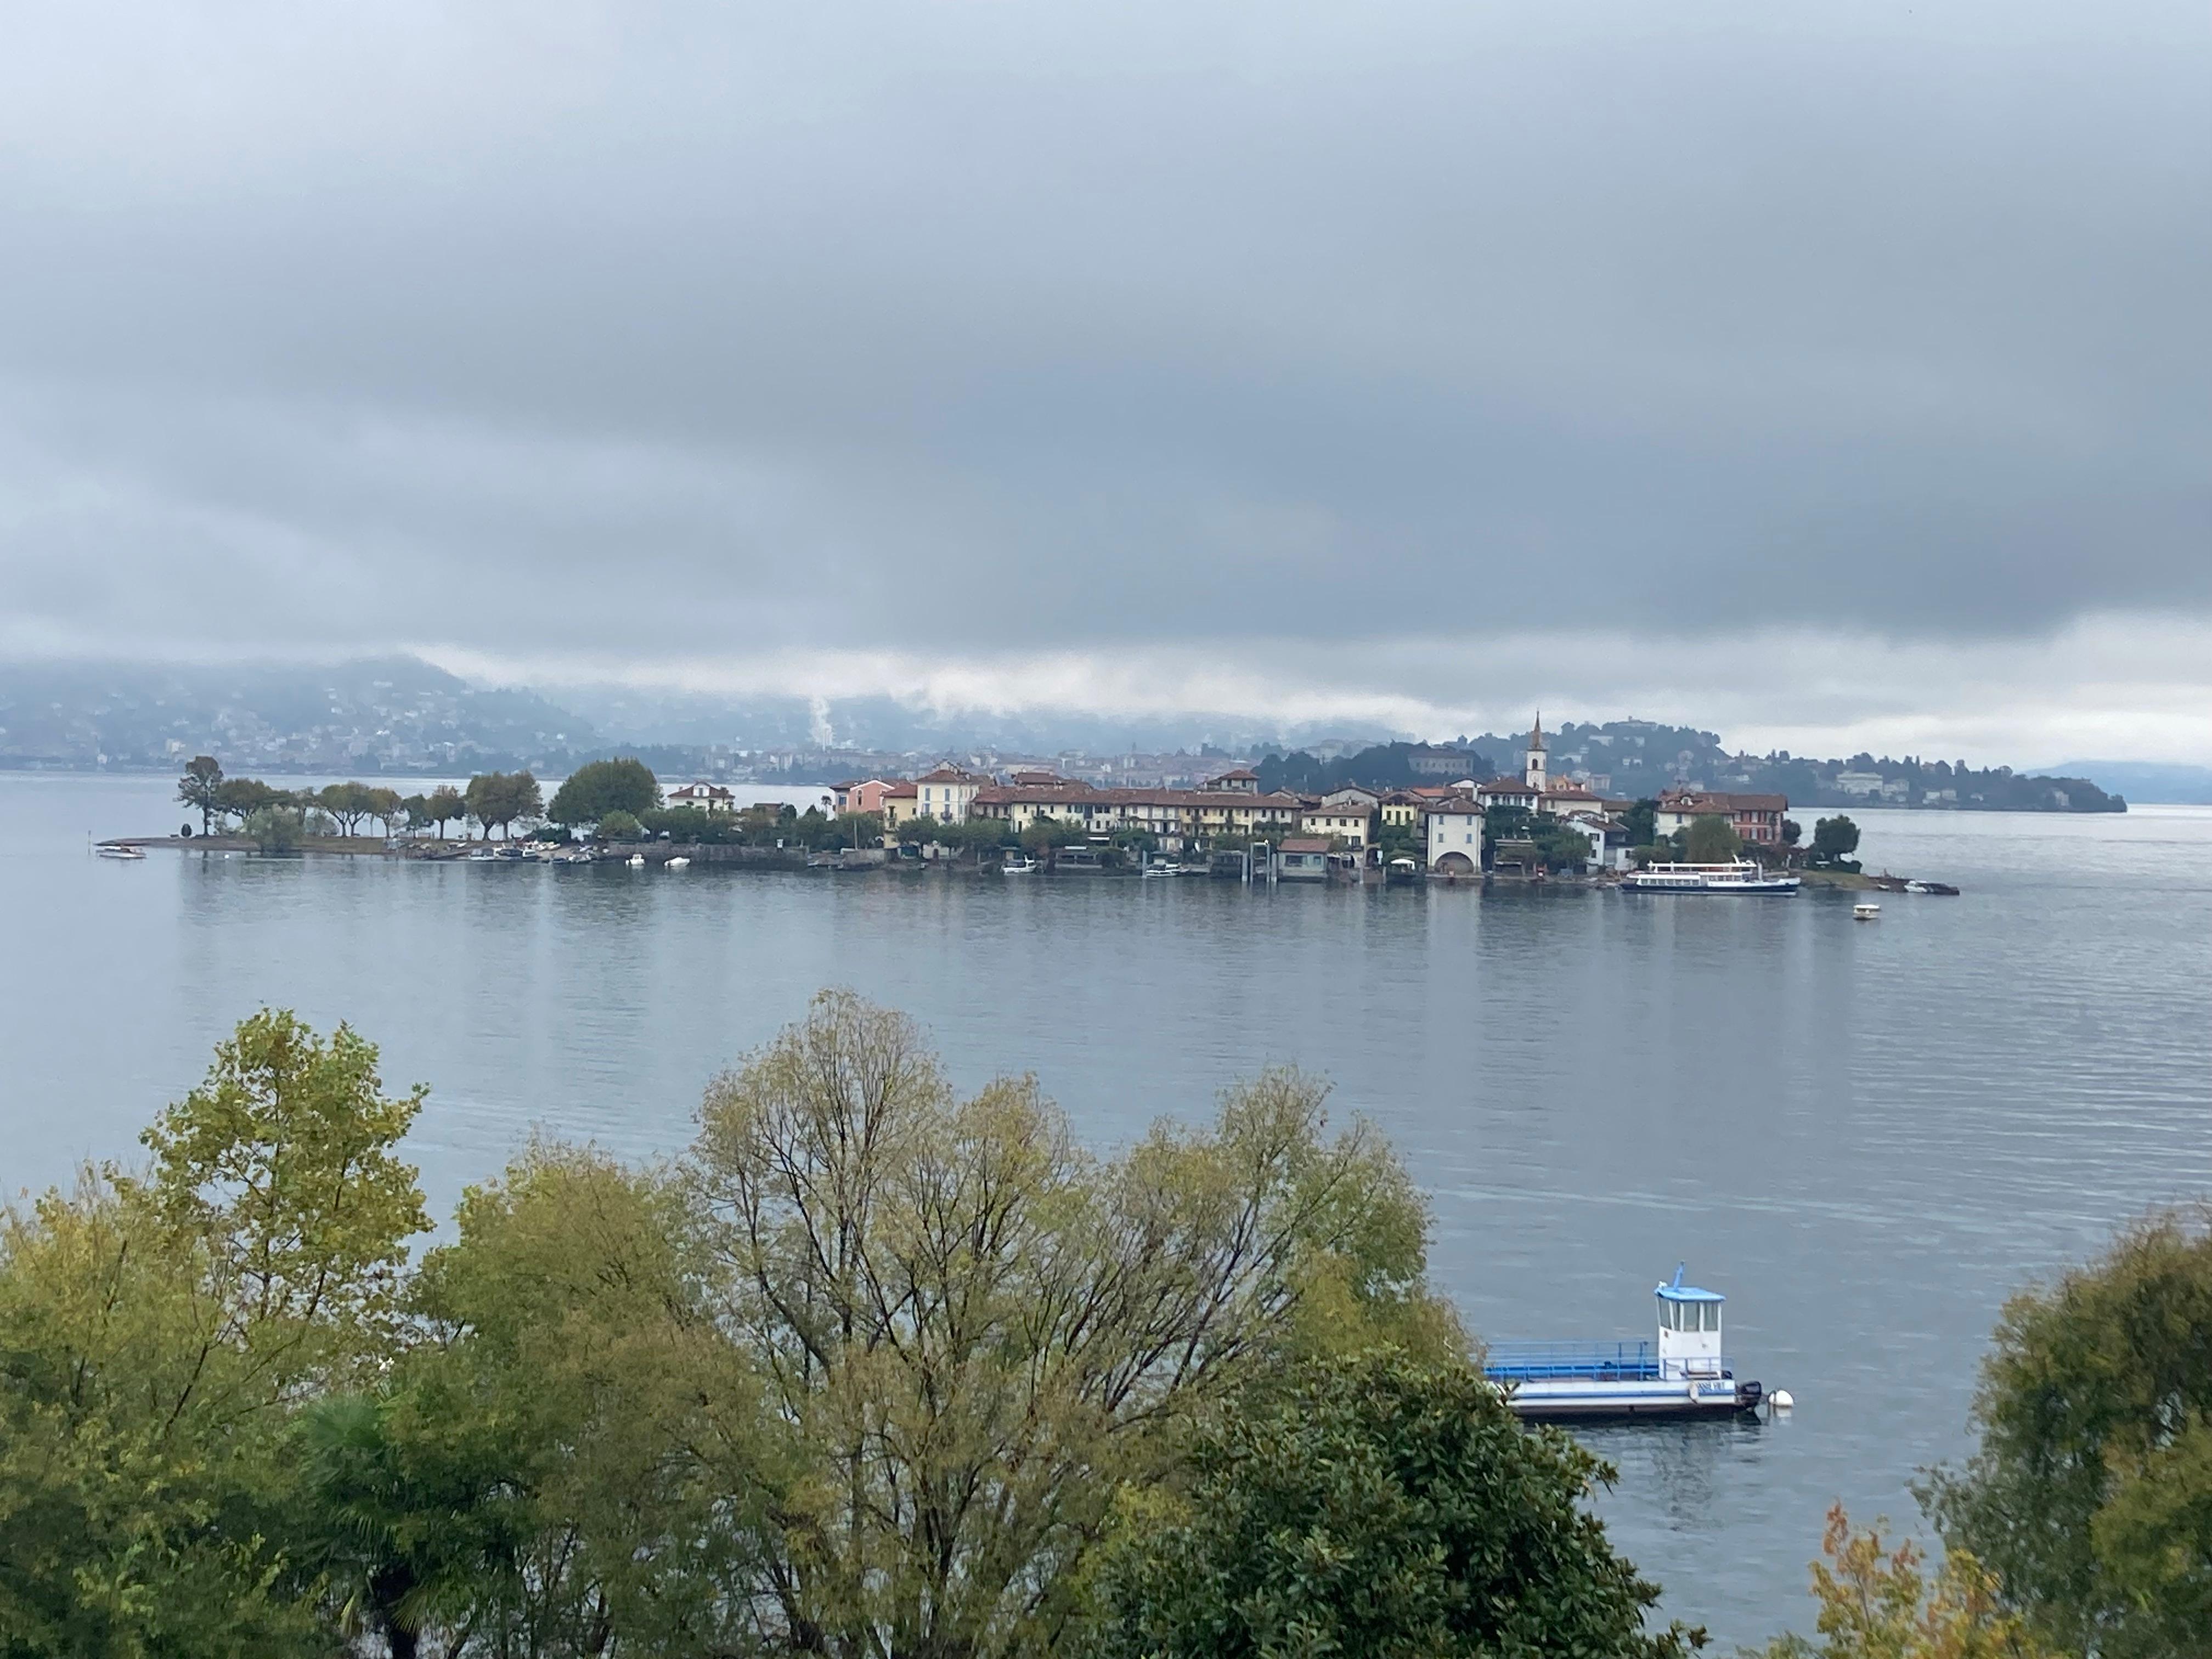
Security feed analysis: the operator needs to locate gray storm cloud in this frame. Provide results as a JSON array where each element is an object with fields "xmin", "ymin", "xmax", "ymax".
[{"xmin": 0, "ymin": 0, "xmax": 2205, "ymax": 671}]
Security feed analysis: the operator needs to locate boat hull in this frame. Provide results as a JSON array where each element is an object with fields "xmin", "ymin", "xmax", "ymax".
[{"xmin": 1502, "ymin": 1377, "xmax": 1764, "ymax": 1420}]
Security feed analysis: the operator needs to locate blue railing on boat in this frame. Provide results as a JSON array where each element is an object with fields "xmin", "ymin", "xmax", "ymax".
[{"xmin": 1482, "ymin": 1341, "xmax": 1665, "ymax": 1381}]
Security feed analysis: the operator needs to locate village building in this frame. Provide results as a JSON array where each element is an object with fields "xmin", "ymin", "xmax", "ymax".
[
  {"xmin": 1537, "ymin": 782, "xmax": 1606, "ymax": 817},
  {"xmin": 1654, "ymin": 788, "xmax": 1790, "ymax": 846},
  {"xmin": 665, "ymin": 782, "xmax": 736, "ymax": 812},
  {"xmin": 1300, "ymin": 802, "xmax": 1374, "ymax": 849},
  {"xmin": 1475, "ymin": 778, "xmax": 1541, "ymax": 813},
  {"xmin": 880, "ymin": 781, "xmax": 921, "ymax": 829},
  {"xmin": 1406, "ymin": 743, "xmax": 1479, "ymax": 778},
  {"xmin": 913, "ymin": 763, "xmax": 988, "ymax": 823},
  {"xmin": 1424, "ymin": 798, "xmax": 1486, "ymax": 876},
  {"xmin": 831, "ymin": 778, "xmax": 900, "ymax": 815},
  {"xmin": 1274, "ymin": 837, "xmax": 1334, "ymax": 881},
  {"xmin": 1377, "ymin": 790, "xmax": 1426, "ymax": 831}
]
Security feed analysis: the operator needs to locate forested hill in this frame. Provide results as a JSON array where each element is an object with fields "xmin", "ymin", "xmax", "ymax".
[{"xmin": 1257, "ymin": 722, "xmax": 2125, "ymax": 812}]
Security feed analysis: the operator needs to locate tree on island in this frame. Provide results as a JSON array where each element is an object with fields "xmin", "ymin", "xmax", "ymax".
[
  {"xmin": 424, "ymin": 785, "xmax": 465, "ymax": 838},
  {"xmin": 176, "ymin": 755, "xmax": 225, "ymax": 835},
  {"xmin": 242, "ymin": 805, "xmax": 301, "ymax": 854},
  {"xmin": 363, "ymin": 787, "xmax": 403, "ymax": 837},
  {"xmin": 546, "ymin": 758, "xmax": 660, "ymax": 827},
  {"xmin": 317, "ymin": 782, "xmax": 381, "ymax": 837},
  {"xmin": 1684, "ymin": 814, "xmax": 1743, "ymax": 863},
  {"xmin": 596, "ymin": 809, "xmax": 644, "ymax": 842},
  {"xmin": 1623, "ymin": 798, "xmax": 1660, "ymax": 849},
  {"xmin": 1810, "ymin": 815, "xmax": 1861, "ymax": 868},
  {"xmin": 462, "ymin": 772, "xmax": 541, "ymax": 839}
]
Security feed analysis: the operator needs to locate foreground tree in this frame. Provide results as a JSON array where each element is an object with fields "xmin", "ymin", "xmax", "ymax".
[
  {"xmin": 1755, "ymin": 1506, "xmax": 2051, "ymax": 1659},
  {"xmin": 0, "ymin": 1011, "xmax": 429, "ymax": 1658},
  {"xmin": 177, "ymin": 754, "xmax": 225, "ymax": 834},
  {"xmin": 1922, "ymin": 1207, "xmax": 2212, "ymax": 1659},
  {"xmin": 296, "ymin": 1143, "xmax": 760, "ymax": 1656},
  {"xmin": 1092, "ymin": 1348, "xmax": 1698, "ymax": 1658},
  {"xmin": 689, "ymin": 989, "xmax": 1454, "ymax": 1656},
  {"xmin": 546, "ymin": 757, "xmax": 661, "ymax": 827}
]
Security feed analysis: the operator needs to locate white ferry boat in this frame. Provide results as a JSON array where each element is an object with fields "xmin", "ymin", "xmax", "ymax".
[
  {"xmin": 1622, "ymin": 858, "xmax": 1799, "ymax": 894},
  {"xmin": 1484, "ymin": 1267, "xmax": 1766, "ymax": 1420}
]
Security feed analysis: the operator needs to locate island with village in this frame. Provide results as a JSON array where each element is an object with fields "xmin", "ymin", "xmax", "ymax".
[{"xmin": 109, "ymin": 717, "xmax": 1963, "ymax": 893}]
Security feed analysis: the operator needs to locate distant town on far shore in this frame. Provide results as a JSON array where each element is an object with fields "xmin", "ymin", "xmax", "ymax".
[{"xmin": 0, "ymin": 653, "xmax": 2156, "ymax": 813}]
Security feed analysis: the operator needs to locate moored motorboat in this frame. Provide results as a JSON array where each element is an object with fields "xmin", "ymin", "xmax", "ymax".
[
  {"xmin": 664, "ymin": 855, "xmax": 691, "ymax": 869},
  {"xmin": 1854, "ymin": 902, "xmax": 1880, "ymax": 920},
  {"xmin": 1622, "ymin": 859, "xmax": 1798, "ymax": 895},
  {"xmin": 95, "ymin": 842, "xmax": 147, "ymax": 860},
  {"xmin": 1484, "ymin": 1266, "xmax": 1767, "ymax": 1420},
  {"xmin": 1001, "ymin": 853, "xmax": 1037, "ymax": 874}
]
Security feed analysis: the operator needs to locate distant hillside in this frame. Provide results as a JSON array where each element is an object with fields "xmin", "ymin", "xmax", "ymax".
[
  {"xmin": 0, "ymin": 657, "xmax": 596, "ymax": 775},
  {"xmin": 2049, "ymin": 761, "xmax": 2212, "ymax": 805},
  {"xmin": 1261, "ymin": 720, "xmax": 2126, "ymax": 812}
]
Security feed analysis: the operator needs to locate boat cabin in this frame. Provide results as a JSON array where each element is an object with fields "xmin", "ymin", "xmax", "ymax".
[{"xmin": 1656, "ymin": 1265, "xmax": 1726, "ymax": 1379}]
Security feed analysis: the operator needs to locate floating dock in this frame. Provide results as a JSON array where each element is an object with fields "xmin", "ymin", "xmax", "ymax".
[{"xmin": 1485, "ymin": 1267, "xmax": 1765, "ymax": 1420}]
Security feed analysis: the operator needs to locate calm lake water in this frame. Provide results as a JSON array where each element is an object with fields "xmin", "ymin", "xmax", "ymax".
[{"xmin": 8, "ymin": 772, "xmax": 2210, "ymax": 1646}]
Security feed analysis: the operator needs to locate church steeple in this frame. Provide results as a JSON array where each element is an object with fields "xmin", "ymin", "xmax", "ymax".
[{"xmin": 1525, "ymin": 713, "xmax": 1548, "ymax": 791}]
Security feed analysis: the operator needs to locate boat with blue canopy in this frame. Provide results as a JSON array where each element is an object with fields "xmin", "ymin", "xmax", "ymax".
[{"xmin": 1484, "ymin": 1266, "xmax": 1765, "ymax": 1420}]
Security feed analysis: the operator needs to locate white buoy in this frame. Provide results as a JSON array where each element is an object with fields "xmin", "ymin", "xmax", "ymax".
[{"xmin": 1770, "ymin": 1389, "xmax": 1794, "ymax": 1411}]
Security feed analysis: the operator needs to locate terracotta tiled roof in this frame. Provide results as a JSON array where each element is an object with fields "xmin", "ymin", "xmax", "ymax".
[
  {"xmin": 1661, "ymin": 789, "xmax": 1787, "ymax": 813},
  {"xmin": 1278, "ymin": 837, "xmax": 1334, "ymax": 854}
]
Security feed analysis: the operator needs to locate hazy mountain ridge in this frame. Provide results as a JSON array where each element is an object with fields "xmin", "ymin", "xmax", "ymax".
[{"xmin": 0, "ymin": 656, "xmax": 2163, "ymax": 809}]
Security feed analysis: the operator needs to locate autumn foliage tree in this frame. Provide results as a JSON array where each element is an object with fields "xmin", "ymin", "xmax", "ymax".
[{"xmin": 1755, "ymin": 1506, "xmax": 2052, "ymax": 1659}]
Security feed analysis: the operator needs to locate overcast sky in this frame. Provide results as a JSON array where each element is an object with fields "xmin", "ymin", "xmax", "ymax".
[{"xmin": 2, "ymin": 2, "xmax": 2206, "ymax": 759}]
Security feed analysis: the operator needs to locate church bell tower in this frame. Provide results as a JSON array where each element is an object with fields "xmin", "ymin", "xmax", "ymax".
[{"xmin": 1525, "ymin": 714, "xmax": 1547, "ymax": 791}]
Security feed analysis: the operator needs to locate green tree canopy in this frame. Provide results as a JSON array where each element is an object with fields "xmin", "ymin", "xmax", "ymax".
[
  {"xmin": 243, "ymin": 804, "xmax": 301, "ymax": 854},
  {"xmin": 687, "ymin": 990, "xmax": 1457, "ymax": 1655},
  {"xmin": 1754, "ymin": 1505, "xmax": 2053, "ymax": 1659},
  {"xmin": 463, "ymin": 772, "xmax": 542, "ymax": 840},
  {"xmin": 1812, "ymin": 816, "xmax": 1861, "ymax": 866},
  {"xmin": 1684, "ymin": 813, "xmax": 1743, "ymax": 862},
  {"xmin": 317, "ymin": 782, "xmax": 380, "ymax": 836},
  {"xmin": 177, "ymin": 755, "xmax": 225, "ymax": 835},
  {"xmin": 424, "ymin": 784, "xmax": 465, "ymax": 838},
  {"xmin": 1092, "ymin": 1347, "xmax": 1698, "ymax": 1659},
  {"xmin": 546, "ymin": 758, "xmax": 660, "ymax": 826},
  {"xmin": 1922, "ymin": 1207, "xmax": 2212, "ymax": 1659},
  {"xmin": 1623, "ymin": 798, "xmax": 1659, "ymax": 847},
  {"xmin": 0, "ymin": 1010, "xmax": 430, "ymax": 1658},
  {"xmin": 597, "ymin": 809, "xmax": 644, "ymax": 842}
]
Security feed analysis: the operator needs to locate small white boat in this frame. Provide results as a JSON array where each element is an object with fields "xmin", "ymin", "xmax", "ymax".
[
  {"xmin": 1001, "ymin": 854, "xmax": 1037, "ymax": 874},
  {"xmin": 1485, "ymin": 1266, "xmax": 1767, "ymax": 1420},
  {"xmin": 96, "ymin": 842, "xmax": 147, "ymax": 860},
  {"xmin": 1854, "ymin": 902, "xmax": 1881, "ymax": 920},
  {"xmin": 664, "ymin": 856, "xmax": 691, "ymax": 870},
  {"xmin": 1623, "ymin": 859, "xmax": 1799, "ymax": 895},
  {"xmin": 1141, "ymin": 859, "xmax": 1178, "ymax": 878},
  {"xmin": 627, "ymin": 853, "xmax": 647, "ymax": 868}
]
